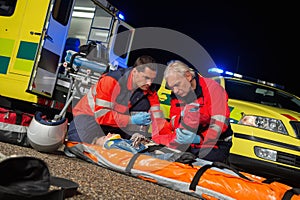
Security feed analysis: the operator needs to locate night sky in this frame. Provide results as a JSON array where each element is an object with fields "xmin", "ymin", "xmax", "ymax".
[{"xmin": 108, "ymin": 0, "xmax": 299, "ymax": 96}]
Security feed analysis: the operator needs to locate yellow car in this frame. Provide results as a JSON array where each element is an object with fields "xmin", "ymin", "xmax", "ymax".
[
  {"xmin": 213, "ymin": 75, "xmax": 300, "ymax": 188},
  {"xmin": 158, "ymin": 71, "xmax": 300, "ymax": 188}
]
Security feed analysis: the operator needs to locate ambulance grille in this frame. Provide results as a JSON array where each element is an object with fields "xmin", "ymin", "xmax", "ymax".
[{"xmin": 277, "ymin": 151, "xmax": 300, "ymax": 168}]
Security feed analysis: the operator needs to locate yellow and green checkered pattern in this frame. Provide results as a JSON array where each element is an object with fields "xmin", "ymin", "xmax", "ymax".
[
  {"xmin": 0, "ymin": 38, "xmax": 38, "ymax": 74},
  {"xmin": 0, "ymin": 38, "xmax": 14, "ymax": 74}
]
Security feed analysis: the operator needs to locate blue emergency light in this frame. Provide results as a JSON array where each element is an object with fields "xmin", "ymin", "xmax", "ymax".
[
  {"xmin": 208, "ymin": 67, "xmax": 284, "ymax": 89},
  {"xmin": 117, "ymin": 12, "xmax": 125, "ymax": 20}
]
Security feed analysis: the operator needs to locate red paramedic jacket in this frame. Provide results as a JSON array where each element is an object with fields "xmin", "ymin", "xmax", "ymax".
[
  {"xmin": 152, "ymin": 74, "xmax": 231, "ymax": 149},
  {"xmin": 72, "ymin": 67, "xmax": 164, "ymax": 130}
]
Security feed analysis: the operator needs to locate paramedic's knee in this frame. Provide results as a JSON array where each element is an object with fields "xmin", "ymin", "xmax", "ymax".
[{"xmin": 67, "ymin": 115, "xmax": 106, "ymax": 143}]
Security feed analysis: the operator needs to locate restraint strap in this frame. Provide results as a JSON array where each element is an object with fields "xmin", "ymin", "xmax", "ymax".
[
  {"xmin": 262, "ymin": 177, "xmax": 281, "ymax": 184},
  {"xmin": 282, "ymin": 188, "xmax": 300, "ymax": 200},
  {"xmin": 125, "ymin": 153, "xmax": 141, "ymax": 173},
  {"xmin": 139, "ymin": 144, "xmax": 178, "ymax": 154},
  {"xmin": 189, "ymin": 161, "xmax": 252, "ymax": 191},
  {"xmin": 15, "ymin": 112, "xmax": 23, "ymax": 125}
]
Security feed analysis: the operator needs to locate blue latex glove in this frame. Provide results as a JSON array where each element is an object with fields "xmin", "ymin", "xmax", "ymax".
[
  {"xmin": 131, "ymin": 112, "xmax": 151, "ymax": 125},
  {"xmin": 175, "ymin": 128, "xmax": 200, "ymax": 144}
]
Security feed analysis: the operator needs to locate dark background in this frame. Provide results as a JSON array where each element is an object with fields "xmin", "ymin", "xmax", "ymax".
[{"xmin": 109, "ymin": 0, "xmax": 299, "ymax": 96}]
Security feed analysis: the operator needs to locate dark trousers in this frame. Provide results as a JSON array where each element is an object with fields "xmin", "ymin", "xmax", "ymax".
[
  {"xmin": 67, "ymin": 114, "xmax": 134, "ymax": 143},
  {"xmin": 67, "ymin": 115, "xmax": 104, "ymax": 143},
  {"xmin": 191, "ymin": 125, "xmax": 233, "ymax": 163}
]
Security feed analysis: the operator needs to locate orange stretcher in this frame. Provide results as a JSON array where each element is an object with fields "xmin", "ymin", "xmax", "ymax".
[{"xmin": 64, "ymin": 141, "xmax": 300, "ymax": 200}]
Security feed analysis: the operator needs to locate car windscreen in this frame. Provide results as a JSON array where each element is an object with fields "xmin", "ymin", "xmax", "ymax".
[{"xmin": 224, "ymin": 79, "xmax": 300, "ymax": 113}]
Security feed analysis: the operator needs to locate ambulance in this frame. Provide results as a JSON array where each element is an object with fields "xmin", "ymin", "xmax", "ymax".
[{"xmin": 0, "ymin": 0, "xmax": 133, "ymax": 114}]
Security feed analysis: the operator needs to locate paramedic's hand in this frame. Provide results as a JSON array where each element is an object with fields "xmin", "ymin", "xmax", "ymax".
[
  {"xmin": 175, "ymin": 128, "xmax": 200, "ymax": 144},
  {"xmin": 131, "ymin": 112, "xmax": 151, "ymax": 125}
]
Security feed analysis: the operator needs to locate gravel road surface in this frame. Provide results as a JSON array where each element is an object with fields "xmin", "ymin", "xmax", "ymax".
[{"xmin": 0, "ymin": 141, "xmax": 200, "ymax": 200}]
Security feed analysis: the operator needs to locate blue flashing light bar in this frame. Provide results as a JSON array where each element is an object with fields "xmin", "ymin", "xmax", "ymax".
[
  {"xmin": 234, "ymin": 73, "xmax": 243, "ymax": 78},
  {"xmin": 208, "ymin": 67, "xmax": 223, "ymax": 74},
  {"xmin": 208, "ymin": 67, "xmax": 284, "ymax": 89},
  {"xmin": 118, "ymin": 12, "xmax": 125, "ymax": 20},
  {"xmin": 224, "ymin": 71, "xmax": 234, "ymax": 76}
]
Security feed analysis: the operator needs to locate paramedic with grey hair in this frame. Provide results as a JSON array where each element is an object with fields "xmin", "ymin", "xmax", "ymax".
[{"xmin": 152, "ymin": 60, "xmax": 233, "ymax": 162}]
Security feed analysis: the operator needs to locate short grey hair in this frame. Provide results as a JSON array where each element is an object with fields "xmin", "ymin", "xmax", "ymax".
[{"xmin": 164, "ymin": 60, "xmax": 195, "ymax": 79}]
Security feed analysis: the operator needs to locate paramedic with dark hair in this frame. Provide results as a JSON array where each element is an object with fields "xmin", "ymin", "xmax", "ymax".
[
  {"xmin": 67, "ymin": 55, "xmax": 165, "ymax": 143},
  {"xmin": 152, "ymin": 60, "xmax": 233, "ymax": 163}
]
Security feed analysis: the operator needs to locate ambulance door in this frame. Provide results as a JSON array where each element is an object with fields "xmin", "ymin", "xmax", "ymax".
[
  {"xmin": 108, "ymin": 19, "xmax": 135, "ymax": 68},
  {"xmin": 0, "ymin": 0, "xmax": 51, "ymax": 102},
  {"xmin": 27, "ymin": 0, "xmax": 75, "ymax": 98},
  {"xmin": 86, "ymin": 2, "xmax": 134, "ymax": 69}
]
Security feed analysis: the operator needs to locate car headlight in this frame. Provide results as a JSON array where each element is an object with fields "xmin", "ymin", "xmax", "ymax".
[{"xmin": 238, "ymin": 115, "xmax": 287, "ymax": 134}]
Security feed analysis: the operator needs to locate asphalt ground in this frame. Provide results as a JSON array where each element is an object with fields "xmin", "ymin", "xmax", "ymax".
[{"xmin": 0, "ymin": 141, "xmax": 199, "ymax": 200}]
